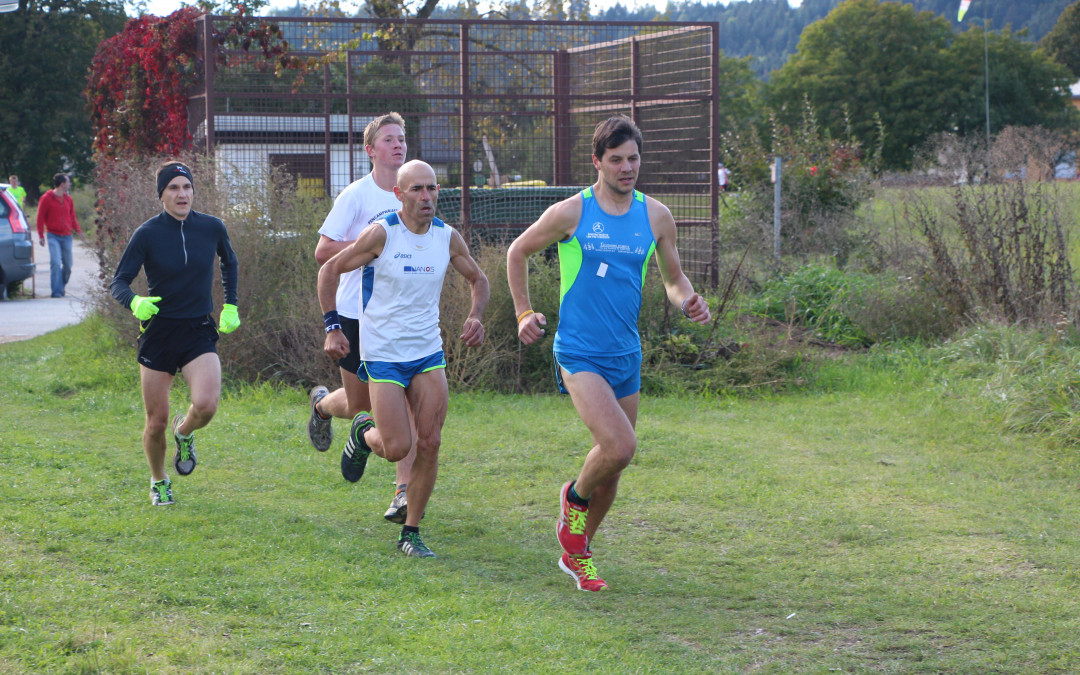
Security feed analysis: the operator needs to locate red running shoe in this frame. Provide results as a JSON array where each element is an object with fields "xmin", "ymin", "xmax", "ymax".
[
  {"xmin": 559, "ymin": 552, "xmax": 609, "ymax": 592},
  {"xmin": 556, "ymin": 481, "xmax": 589, "ymax": 557}
]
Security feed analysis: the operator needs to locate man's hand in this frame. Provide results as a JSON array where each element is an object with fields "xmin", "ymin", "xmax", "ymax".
[
  {"xmin": 681, "ymin": 293, "xmax": 711, "ymax": 324},
  {"xmin": 38, "ymin": 237, "xmax": 44, "ymax": 247},
  {"xmin": 517, "ymin": 311, "xmax": 547, "ymax": 345},
  {"xmin": 324, "ymin": 329, "xmax": 350, "ymax": 361},
  {"xmin": 460, "ymin": 318, "xmax": 485, "ymax": 347},
  {"xmin": 130, "ymin": 295, "xmax": 162, "ymax": 321},
  {"xmin": 219, "ymin": 303, "xmax": 240, "ymax": 334}
]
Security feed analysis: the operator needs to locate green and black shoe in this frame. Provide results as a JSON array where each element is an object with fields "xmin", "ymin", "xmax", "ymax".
[
  {"xmin": 150, "ymin": 477, "xmax": 175, "ymax": 506},
  {"xmin": 397, "ymin": 530, "xmax": 436, "ymax": 558},
  {"xmin": 340, "ymin": 411, "xmax": 374, "ymax": 483},
  {"xmin": 172, "ymin": 414, "xmax": 197, "ymax": 476}
]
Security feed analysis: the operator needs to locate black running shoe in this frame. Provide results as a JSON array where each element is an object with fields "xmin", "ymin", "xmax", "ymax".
[
  {"xmin": 340, "ymin": 411, "xmax": 374, "ymax": 483},
  {"xmin": 397, "ymin": 530, "xmax": 436, "ymax": 558}
]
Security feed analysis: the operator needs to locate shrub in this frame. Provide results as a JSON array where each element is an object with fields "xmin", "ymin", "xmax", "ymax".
[
  {"xmin": 87, "ymin": 8, "xmax": 294, "ymax": 159},
  {"xmin": 747, "ymin": 264, "xmax": 872, "ymax": 348},
  {"xmin": 904, "ymin": 181, "xmax": 1076, "ymax": 326},
  {"xmin": 720, "ymin": 102, "xmax": 877, "ymax": 266},
  {"xmin": 440, "ymin": 243, "xmax": 559, "ymax": 394}
]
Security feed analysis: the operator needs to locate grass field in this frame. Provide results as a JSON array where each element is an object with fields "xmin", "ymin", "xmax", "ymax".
[{"xmin": 3, "ymin": 319, "xmax": 1080, "ymax": 673}]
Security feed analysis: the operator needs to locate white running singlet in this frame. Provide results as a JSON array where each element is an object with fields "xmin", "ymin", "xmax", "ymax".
[
  {"xmin": 358, "ymin": 213, "xmax": 452, "ymax": 363},
  {"xmin": 318, "ymin": 174, "xmax": 400, "ymax": 319}
]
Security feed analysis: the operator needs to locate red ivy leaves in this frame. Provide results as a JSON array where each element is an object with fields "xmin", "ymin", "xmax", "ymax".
[{"xmin": 87, "ymin": 7, "xmax": 294, "ymax": 159}]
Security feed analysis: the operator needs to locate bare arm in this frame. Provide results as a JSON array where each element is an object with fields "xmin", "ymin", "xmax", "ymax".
[
  {"xmin": 318, "ymin": 223, "xmax": 386, "ymax": 360},
  {"xmin": 506, "ymin": 196, "xmax": 581, "ymax": 344},
  {"xmin": 648, "ymin": 198, "xmax": 711, "ymax": 324},
  {"xmin": 314, "ymin": 235, "xmax": 353, "ymax": 265},
  {"xmin": 448, "ymin": 229, "xmax": 490, "ymax": 347}
]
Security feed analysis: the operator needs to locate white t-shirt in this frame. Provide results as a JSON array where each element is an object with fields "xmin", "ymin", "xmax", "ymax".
[
  {"xmin": 318, "ymin": 174, "xmax": 400, "ymax": 319},
  {"xmin": 359, "ymin": 213, "xmax": 453, "ymax": 363}
]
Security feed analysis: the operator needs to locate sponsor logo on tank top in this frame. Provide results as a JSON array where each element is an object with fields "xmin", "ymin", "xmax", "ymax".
[
  {"xmin": 586, "ymin": 221, "xmax": 610, "ymax": 240},
  {"xmin": 404, "ymin": 265, "xmax": 437, "ymax": 274}
]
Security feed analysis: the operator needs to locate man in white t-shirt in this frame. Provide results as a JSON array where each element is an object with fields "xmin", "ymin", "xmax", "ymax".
[
  {"xmin": 317, "ymin": 160, "xmax": 489, "ymax": 558},
  {"xmin": 307, "ymin": 112, "xmax": 417, "ymax": 524}
]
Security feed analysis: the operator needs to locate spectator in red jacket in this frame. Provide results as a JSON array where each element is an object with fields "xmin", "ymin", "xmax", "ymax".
[{"xmin": 36, "ymin": 173, "xmax": 82, "ymax": 298}]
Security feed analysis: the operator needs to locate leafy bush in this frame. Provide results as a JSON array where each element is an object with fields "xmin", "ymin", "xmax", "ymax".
[
  {"xmin": 748, "ymin": 264, "xmax": 872, "ymax": 348},
  {"xmin": 87, "ymin": 8, "xmax": 293, "ymax": 158},
  {"xmin": 720, "ymin": 102, "xmax": 876, "ymax": 266}
]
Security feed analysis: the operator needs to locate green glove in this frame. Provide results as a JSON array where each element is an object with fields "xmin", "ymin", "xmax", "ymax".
[
  {"xmin": 130, "ymin": 295, "xmax": 162, "ymax": 321},
  {"xmin": 219, "ymin": 303, "xmax": 240, "ymax": 334}
]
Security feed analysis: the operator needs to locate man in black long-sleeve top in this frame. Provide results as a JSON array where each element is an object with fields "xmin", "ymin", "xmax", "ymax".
[{"xmin": 111, "ymin": 161, "xmax": 241, "ymax": 506}]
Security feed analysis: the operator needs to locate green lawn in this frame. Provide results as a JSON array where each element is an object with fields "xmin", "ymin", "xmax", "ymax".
[{"xmin": 2, "ymin": 319, "xmax": 1080, "ymax": 673}]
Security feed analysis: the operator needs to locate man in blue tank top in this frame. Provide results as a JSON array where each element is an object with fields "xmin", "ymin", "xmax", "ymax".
[{"xmin": 507, "ymin": 116, "xmax": 711, "ymax": 591}]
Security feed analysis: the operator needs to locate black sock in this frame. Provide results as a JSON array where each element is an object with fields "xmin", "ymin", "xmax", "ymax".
[
  {"xmin": 567, "ymin": 481, "xmax": 589, "ymax": 507},
  {"xmin": 402, "ymin": 525, "xmax": 419, "ymax": 536}
]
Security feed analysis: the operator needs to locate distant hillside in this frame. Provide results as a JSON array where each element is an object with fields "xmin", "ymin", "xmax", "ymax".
[{"xmin": 595, "ymin": 0, "xmax": 1076, "ymax": 78}]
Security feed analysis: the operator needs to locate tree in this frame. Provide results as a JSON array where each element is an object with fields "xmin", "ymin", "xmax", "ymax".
[
  {"xmin": 949, "ymin": 26, "xmax": 1074, "ymax": 140},
  {"xmin": 766, "ymin": 0, "xmax": 955, "ymax": 170},
  {"xmin": 0, "ymin": 0, "xmax": 126, "ymax": 202},
  {"xmin": 1040, "ymin": 0, "xmax": 1080, "ymax": 78},
  {"xmin": 766, "ymin": 0, "xmax": 1075, "ymax": 170}
]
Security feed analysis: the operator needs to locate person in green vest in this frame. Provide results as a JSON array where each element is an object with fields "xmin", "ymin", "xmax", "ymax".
[{"xmin": 6, "ymin": 175, "xmax": 26, "ymax": 208}]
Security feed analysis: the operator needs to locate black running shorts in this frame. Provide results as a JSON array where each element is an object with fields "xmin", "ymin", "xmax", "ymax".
[
  {"xmin": 337, "ymin": 316, "xmax": 362, "ymax": 375},
  {"xmin": 137, "ymin": 315, "xmax": 219, "ymax": 375}
]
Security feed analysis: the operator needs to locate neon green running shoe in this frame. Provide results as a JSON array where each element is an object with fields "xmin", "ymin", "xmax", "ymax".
[
  {"xmin": 172, "ymin": 414, "xmax": 196, "ymax": 476},
  {"xmin": 150, "ymin": 478, "xmax": 175, "ymax": 506}
]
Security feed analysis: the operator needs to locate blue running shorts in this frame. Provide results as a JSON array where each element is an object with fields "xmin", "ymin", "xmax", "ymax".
[
  {"xmin": 362, "ymin": 351, "xmax": 446, "ymax": 388},
  {"xmin": 553, "ymin": 350, "xmax": 642, "ymax": 399}
]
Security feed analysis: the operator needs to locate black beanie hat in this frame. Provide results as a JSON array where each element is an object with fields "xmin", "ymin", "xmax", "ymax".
[{"xmin": 157, "ymin": 163, "xmax": 194, "ymax": 198}]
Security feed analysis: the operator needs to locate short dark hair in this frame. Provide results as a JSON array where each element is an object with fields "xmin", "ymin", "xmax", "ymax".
[
  {"xmin": 592, "ymin": 115, "xmax": 643, "ymax": 161},
  {"xmin": 53, "ymin": 173, "xmax": 68, "ymax": 188}
]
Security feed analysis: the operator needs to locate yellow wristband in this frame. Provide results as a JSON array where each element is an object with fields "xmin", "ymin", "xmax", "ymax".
[{"xmin": 517, "ymin": 309, "xmax": 535, "ymax": 323}]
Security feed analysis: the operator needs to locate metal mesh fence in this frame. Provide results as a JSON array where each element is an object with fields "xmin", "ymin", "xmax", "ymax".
[{"xmin": 191, "ymin": 16, "xmax": 720, "ymax": 286}]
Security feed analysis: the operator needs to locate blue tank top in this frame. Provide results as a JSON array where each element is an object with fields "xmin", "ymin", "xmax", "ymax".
[{"xmin": 553, "ymin": 188, "xmax": 657, "ymax": 357}]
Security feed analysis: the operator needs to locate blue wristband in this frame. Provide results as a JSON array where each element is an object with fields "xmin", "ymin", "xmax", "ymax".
[{"xmin": 324, "ymin": 310, "xmax": 342, "ymax": 334}]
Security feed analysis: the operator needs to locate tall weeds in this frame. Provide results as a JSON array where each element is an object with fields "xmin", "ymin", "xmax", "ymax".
[{"xmin": 907, "ymin": 182, "xmax": 1076, "ymax": 326}]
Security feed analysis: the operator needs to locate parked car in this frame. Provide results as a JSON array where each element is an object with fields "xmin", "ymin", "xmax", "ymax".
[{"xmin": 0, "ymin": 183, "xmax": 34, "ymax": 298}]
